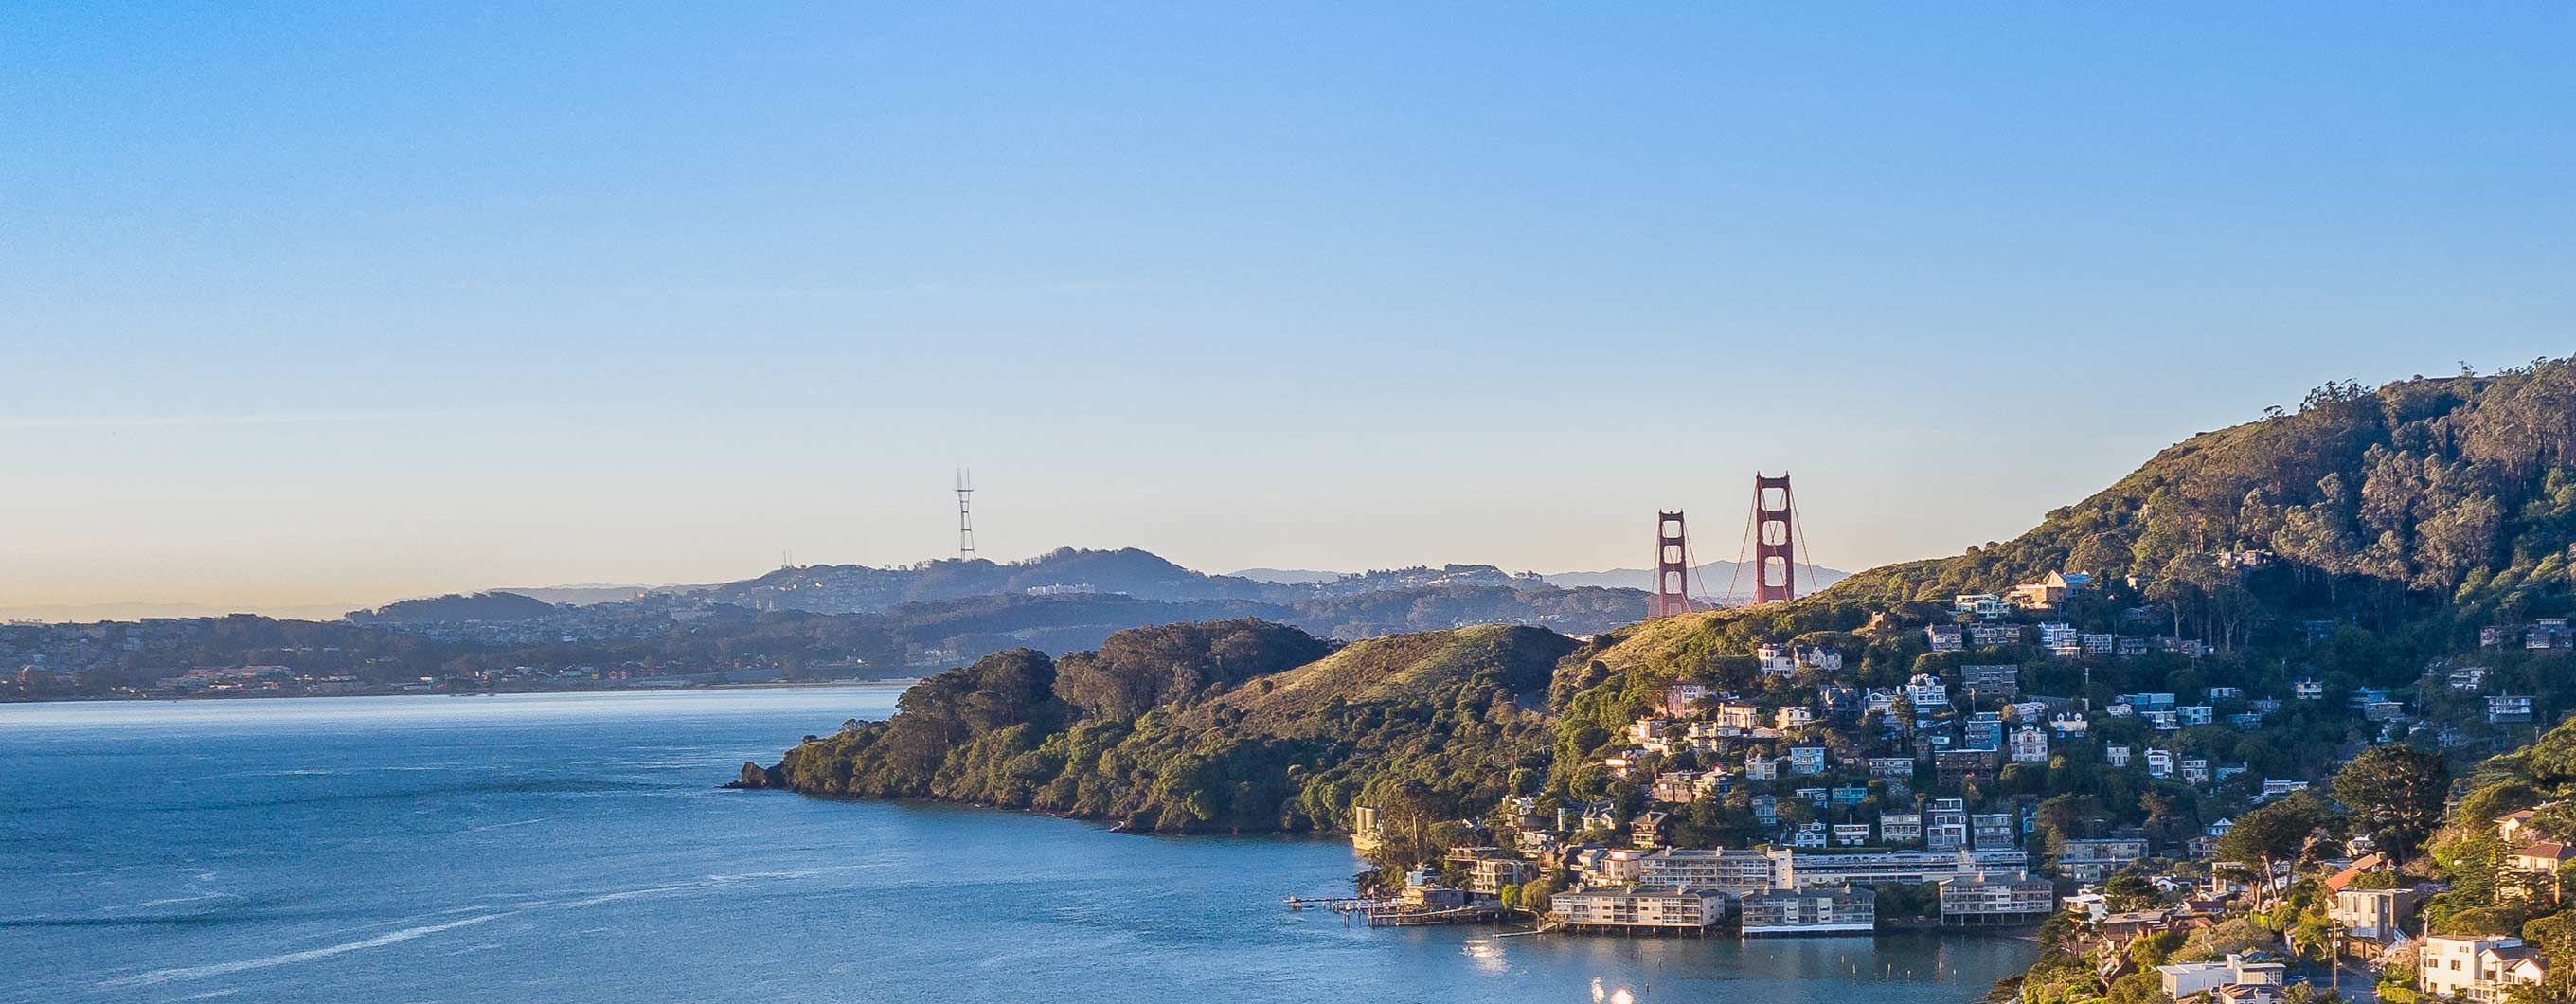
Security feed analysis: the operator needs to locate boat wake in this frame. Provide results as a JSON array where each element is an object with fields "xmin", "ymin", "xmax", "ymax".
[{"xmin": 92, "ymin": 870, "xmax": 812, "ymax": 990}]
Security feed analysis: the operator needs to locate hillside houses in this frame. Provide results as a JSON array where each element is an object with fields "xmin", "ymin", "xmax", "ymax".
[
  {"xmin": 1757, "ymin": 642, "xmax": 1843, "ymax": 676},
  {"xmin": 1659, "ymin": 683, "xmax": 1716, "ymax": 717},
  {"xmin": 1959, "ymin": 664, "xmax": 2020, "ymax": 701},
  {"xmin": 1970, "ymin": 623, "xmax": 2027, "ymax": 648},
  {"xmin": 2008, "ymin": 571, "xmax": 2089, "ymax": 611},
  {"xmin": 1428, "ymin": 571, "xmax": 2554, "ymax": 947},
  {"xmin": 2484, "ymin": 618, "xmax": 2573, "ymax": 651}
]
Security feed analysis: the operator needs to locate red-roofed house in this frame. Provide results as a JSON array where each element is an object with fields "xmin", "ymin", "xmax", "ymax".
[{"xmin": 2324, "ymin": 852, "xmax": 2388, "ymax": 893}]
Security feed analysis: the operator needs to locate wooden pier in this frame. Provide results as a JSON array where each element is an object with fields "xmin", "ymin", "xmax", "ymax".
[
  {"xmin": 1365, "ymin": 905, "xmax": 1501, "ymax": 927},
  {"xmin": 1283, "ymin": 895, "xmax": 1501, "ymax": 927}
]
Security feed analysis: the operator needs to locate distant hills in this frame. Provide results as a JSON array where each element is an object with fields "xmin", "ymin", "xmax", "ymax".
[
  {"xmin": 1241, "ymin": 560, "xmax": 1853, "ymax": 599},
  {"xmin": 649, "ymin": 548, "xmax": 1659, "ymax": 653},
  {"xmin": 496, "ymin": 584, "xmax": 658, "ymax": 606},
  {"xmin": 3, "ymin": 552, "xmax": 1839, "ymax": 627},
  {"xmin": 317, "ymin": 547, "xmax": 1666, "ymax": 674},
  {"xmin": 0, "ymin": 600, "xmax": 361, "ymax": 622},
  {"xmin": 1230, "ymin": 568, "xmax": 1346, "ymax": 584},
  {"xmin": 676, "ymin": 547, "xmax": 1276, "ymax": 613},
  {"xmin": 348, "ymin": 591, "xmax": 560, "ymax": 625},
  {"xmin": 1539, "ymin": 560, "xmax": 1850, "ymax": 598},
  {"xmin": 7, "ymin": 548, "xmax": 1829, "ymax": 674}
]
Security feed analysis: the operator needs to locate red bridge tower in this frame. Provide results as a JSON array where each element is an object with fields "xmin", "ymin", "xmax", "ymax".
[
  {"xmin": 1749, "ymin": 473, "xmax": 1803, "ymax": 603},
  {"xmin": 1651, "ymin": 511, "xmax": 1696, "ymax": 617}
]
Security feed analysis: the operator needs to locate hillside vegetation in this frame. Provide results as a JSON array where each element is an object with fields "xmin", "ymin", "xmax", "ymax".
[
  {"xmin": 754, "ymin": 359, "xmax": 2576, "ymax": 881},
  {"xmin": 770, "ymin": 619, "xmax": 1569, "ymax": 836},
  {"xmin": 1838, "ymin": 362, "xmax": 2576, "ymax": 640}
]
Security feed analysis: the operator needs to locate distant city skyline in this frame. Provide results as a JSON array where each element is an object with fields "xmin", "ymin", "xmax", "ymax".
[{"xmin": 5, "ymin": 6, "xmax": 2570, "ymax": 616}]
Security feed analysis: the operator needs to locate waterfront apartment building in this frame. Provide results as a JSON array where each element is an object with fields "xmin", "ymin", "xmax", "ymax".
[
  {"xmin": 1633, "ymin": 848, "xmax": 1785, "ymax": 897},
  {"xmin": 1741, "ymin": 886, "xmax": 1876, "ymax": 936},
  {"xmin": 1550, "ymin": 887, "xmax": 1727, "ymax": 933},
  {"xmin": 1780, "ymin": 849, "xmax": 2027, "ymax": 887},
  {"xmin": 1938, "ymin": 870, "xmax": 2054, "ymax": 926}
]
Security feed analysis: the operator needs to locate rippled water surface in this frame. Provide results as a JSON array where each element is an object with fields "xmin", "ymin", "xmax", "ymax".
[{"xmin": 1, "ymin": 689, "xmax": 2033, "ymax": 1002}]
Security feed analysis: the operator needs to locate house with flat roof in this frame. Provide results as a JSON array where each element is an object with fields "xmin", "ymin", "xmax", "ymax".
[
  {"xmin": 1952, "ymin": 595, "xmax": 2007, "ymax": 619},
  {"xmin": 2331, "ymin": 887, "xmax": 2421, "ymax": 945},
  {"xmin": 2157, "ymin": 953, "xmax": 2288, "ymax": 998}
]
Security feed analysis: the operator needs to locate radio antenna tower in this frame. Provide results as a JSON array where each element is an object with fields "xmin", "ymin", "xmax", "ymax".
[{"xmin": 955, "ymin": 468, "xmax": 976, "ymax": 561}]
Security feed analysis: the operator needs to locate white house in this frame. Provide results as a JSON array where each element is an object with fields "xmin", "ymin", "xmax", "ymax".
[{"xmin": 2420, "ymin": 935, "xmax": 2548, "ymax": 1002}]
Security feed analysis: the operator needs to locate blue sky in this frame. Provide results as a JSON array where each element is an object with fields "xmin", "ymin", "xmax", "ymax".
[{"xmin": 4, "ymin": 5, "xmax": 2571, "ymax": 614}]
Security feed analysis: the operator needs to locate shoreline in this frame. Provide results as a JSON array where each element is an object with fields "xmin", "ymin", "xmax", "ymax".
[{"xmin": 0, "ymin": 677, "xmax": 924, "ymax": 707}]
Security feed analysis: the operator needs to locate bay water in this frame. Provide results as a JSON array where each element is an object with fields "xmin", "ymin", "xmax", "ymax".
[{"xmin": 0, "ymin": 688, "xmax": 2033, "ymax": 1002}]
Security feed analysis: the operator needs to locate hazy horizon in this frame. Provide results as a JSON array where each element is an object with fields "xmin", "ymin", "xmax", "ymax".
[
  {"xmin": 7, "ymin": 6, "xmax": 2569, "ymax": 615},
  {"xmin": 0, "ymin": 548, "xmax": 1858, "ymax": 622}
]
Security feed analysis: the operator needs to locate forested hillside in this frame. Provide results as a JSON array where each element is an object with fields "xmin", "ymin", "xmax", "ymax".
[
  {"xmin": 766, "ymin": 620, "xmax": 1575, "ymax": 835},
  {"xmin": 1838, "ymin": 361, "xmax": 2576, "ymax": 644}
]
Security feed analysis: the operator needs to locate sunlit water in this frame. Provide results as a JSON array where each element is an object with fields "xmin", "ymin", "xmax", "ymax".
[{"xmin": 1, "ymin": 688, "xmax": 2034, "ymax": 1002}]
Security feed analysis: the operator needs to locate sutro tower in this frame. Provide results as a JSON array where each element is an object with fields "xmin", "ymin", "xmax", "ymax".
[{"xmin": 955, "ymin": 468, "xmax": 976, "ymax": 561}]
